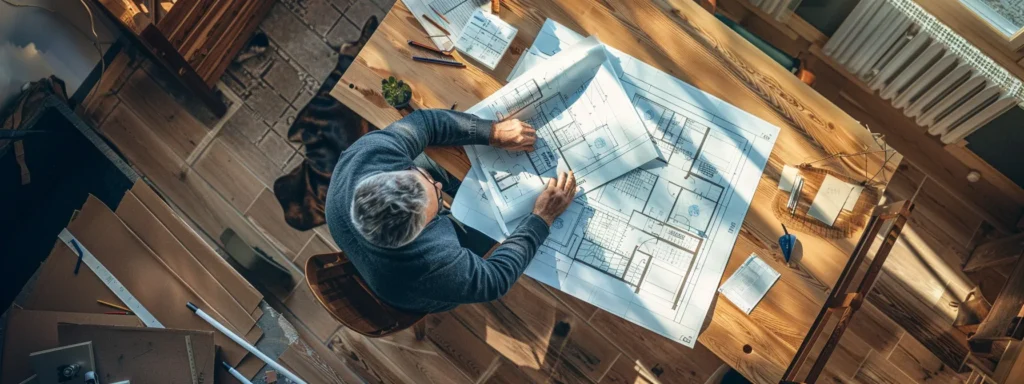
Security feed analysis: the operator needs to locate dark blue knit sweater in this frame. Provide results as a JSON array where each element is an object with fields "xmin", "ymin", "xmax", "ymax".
[{"xmin": 324, "ymin": 110, "xmax": 551, "ymax": 313}]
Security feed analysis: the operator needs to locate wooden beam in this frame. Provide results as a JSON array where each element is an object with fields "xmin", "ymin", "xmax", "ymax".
[{"xmin": 965, "ymin": 233, "xmax": 1024, "ymax": 273}]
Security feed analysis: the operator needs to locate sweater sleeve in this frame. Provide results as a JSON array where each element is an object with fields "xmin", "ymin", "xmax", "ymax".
[
  {"xmin": 365, "ymin": 109, "xmax": 494, "ymax": 160},
  {"xmin": 422, "ymin": 214, "xmax": 551, "ymax": 303}
]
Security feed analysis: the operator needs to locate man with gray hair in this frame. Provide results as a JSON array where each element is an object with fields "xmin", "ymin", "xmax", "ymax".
[{"xmin": 325, "ymin": 109, "xmax": 576, "ymax": 313}]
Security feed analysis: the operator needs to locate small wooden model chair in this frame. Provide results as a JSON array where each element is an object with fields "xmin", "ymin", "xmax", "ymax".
[{"xmin": 305, "ymin": 252, "xmax": 427, "ymax": 339}]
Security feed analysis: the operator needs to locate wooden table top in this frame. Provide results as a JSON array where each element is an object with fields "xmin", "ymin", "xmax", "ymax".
[{"xmin": 331, "ymin": 0, "xmax": 902, "ymax": 382}]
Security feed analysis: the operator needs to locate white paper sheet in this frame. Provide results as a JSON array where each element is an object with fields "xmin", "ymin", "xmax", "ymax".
[
  {"xmin": 808, "ymin": 174, "xmax": 860, "ymax": 226},
  {"xmin": 466, "ymin": 37, "xmax": 660, "ymax": 226},
  {"xmin": 455, "ymin": 9, "xmax": 517, "ymax": 69},
  {"xmin": 778, "ymin": 165, "xmax": 800, "ymax": 192},
  {"xmin": 400, "ymin": 0, "xmax": 490, "ymax": 51},
  {"xmin": 454, "ymin": 19, "xmax": 780, "ymax": 347},
  {"xmin": 717, "ymin": 254, "xmax": 780, "ymax": 315}
]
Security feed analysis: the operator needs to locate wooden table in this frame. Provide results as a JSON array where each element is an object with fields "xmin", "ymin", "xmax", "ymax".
[{"xmin": 331, "ymin": 1, "xmax": 902, "ymax": 382}]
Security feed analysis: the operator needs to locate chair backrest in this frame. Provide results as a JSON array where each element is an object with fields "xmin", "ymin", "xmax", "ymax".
[{"xmin": 305, "ymin": 252, "xmax": 425, "ymax": 337}]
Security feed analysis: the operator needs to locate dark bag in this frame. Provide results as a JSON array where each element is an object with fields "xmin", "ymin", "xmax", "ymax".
[{"xmin": 0, "ymin": 76, "xmax": 69, "ymax": 185}]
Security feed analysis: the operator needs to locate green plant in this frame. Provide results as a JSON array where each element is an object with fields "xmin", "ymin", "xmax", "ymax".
[{"xmin": 381, "ymin": 76, "xmax": 412, "ymax": 108}]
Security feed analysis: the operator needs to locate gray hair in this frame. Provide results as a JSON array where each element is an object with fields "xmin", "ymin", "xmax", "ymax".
[{"xmin": 350, "ymin": 170, "xmax": 429, "ymax": 248}]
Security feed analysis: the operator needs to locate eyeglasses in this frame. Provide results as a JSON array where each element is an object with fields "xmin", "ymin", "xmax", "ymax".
[{"xmin": 410, "ymin": 166, "xmax": 450, "ymax": 217}]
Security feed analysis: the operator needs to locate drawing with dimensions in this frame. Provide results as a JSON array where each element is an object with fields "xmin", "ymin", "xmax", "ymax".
[
  {"xmin": 454, "ymin": 25, "xmax": 779, "ymax": 347},
  {"xmin": 466, "ymin": 37, "xmax": 659, "ymax": 224}
]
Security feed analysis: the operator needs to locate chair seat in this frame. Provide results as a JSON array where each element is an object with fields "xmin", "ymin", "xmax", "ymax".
[{"xmin": 305, "ymin": 252, "xmax": 425, "ymax": 337}]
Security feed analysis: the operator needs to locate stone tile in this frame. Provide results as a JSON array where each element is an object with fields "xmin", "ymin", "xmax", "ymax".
[
  {"xmin": 325, "ymin": 17, "xmax": 360, "ymax": 48},
  {"xmin": 261, "ymin": 3, "xmax": 339, "ymax": 80},
  {"xmin": 224, "ymin": 105, "xmax": 271, "ymax": 144},
  {"xmin": 370, "ymin": 0, "xmax": 395, "ymax": 12},
  {"xmin": 263, "ymin": 60, "xmax": 304, "ymax": 103},
  {"xmin": 246, "ymin": 83, "xmax": 291, "ymax": 125},
  {"xmin": 272, "ymin": 106, "xmax": 300, "ymax": 141},
  {"xmin": 329, "ymin": 0, "xmax": 353, "ymax": 12},
  {"xmin": 344, "ymin": 0, "xmax": 385, "ymax": 28},
  {"xmin": 258, "ymin": 130, "xmax": 297, "ymax": 167},
  {"xmin": 301, "ymin": 0, "xmax": 343, "ymax": 37},
  {"xmin": 293, "ymin": 88, "xmax": 317, "ymax": 108}
]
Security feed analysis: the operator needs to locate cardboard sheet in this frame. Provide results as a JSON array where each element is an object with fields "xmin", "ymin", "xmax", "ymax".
[
  {"xmin": 58, "ymin": 324, "xmax": 214, "ymax": 383},
  {"xmin": 116, "ymin": 191, "xmax": 256, "ymax": 334},
  {"xmin": 130, "ymin": 181, "xmax": 263, "ymax": 312},
  {"xmin": 64, "ymin": 195, "xmax": 249, "ymax": 366},
  {"xmin": 1, "ymin": 309, "xmax": 142, "ymax": 384}
]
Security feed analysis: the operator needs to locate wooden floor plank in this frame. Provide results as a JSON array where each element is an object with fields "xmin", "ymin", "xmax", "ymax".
[
  {"xmin": 423, "ymin": 313, "xmax": 501, "ymax": 382},
  {"xmin": 451, "ymin": 301, "xmax": 562, "ymax": 383},
  {"xmin": 117, "ymin": 68, "xmax": 209, "ymax": 159},
  {"xmin": 888, "ymin": 334, "xmax": 967, "ymax": 384},
  {"xmin": 279, "ymin": 341, "xmax": 348, "ymax": 384},
  {"xmin": 245, "ymin": 188, "xmax": 314, "ymax": 260},
  {"xmin": 365, "ymin": 328, "xmax": 476, "ymax": 384},
  {"xmin": 282, "ymin": 283, "xmax": 341, "ymax": 343},
  {"xmin": 855, "ymin": 350, "xmax": 919, "ymax": 384},
  {"xmin": 193, "ymin": 139, "xmax": 265, "ymax": 212},
  {"xmin": 329, "ymin": 327, "xmax": 419, "ymax": 384}
]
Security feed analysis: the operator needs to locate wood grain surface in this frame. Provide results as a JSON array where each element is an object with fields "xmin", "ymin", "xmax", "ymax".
[{"xmin": 327, "ymin": 0, "xmax": 908, "ymax": 382}]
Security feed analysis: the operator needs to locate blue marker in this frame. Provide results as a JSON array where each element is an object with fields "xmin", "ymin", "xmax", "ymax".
[{"xmin": 779, "ymin": 224, "xmax": 796, "ymax": 263}]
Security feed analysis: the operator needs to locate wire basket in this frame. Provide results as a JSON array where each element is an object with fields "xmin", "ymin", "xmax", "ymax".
[{"xmin": 772, "ymin": 165, "xmax": 879, "ymax": 239}]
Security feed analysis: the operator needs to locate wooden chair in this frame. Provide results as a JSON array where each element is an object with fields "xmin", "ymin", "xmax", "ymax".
[
  {"xmin": 305, "ymin": 252, "xmax": 427, "ymax": 339},
  {"xmin": 782, "ymin": 200, "xmax": 914, "ymax": 383}
]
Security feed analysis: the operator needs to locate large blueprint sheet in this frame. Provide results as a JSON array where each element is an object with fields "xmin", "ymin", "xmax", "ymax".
[
  {"xmin": 465, "ymin": 37, "xmax": 660, "ymax": 226},
  {"xmin": 454, "ymin": 21, "xmax": 779, "ymax": 347}
]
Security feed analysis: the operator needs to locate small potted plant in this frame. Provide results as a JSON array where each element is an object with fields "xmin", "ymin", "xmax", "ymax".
[{"xmin": 381, "ymin": 76, "xmax": 412, "ymax": 110}]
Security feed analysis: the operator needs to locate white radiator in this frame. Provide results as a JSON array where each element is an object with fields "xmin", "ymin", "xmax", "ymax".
[{"xmin": 823, "ymin": 0, "xmax": 1021, "ymax": 144}]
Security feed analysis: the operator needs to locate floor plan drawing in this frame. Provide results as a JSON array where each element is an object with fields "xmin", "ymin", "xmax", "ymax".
[
  {"xmin": 466, "ymin": 37, "xmax": 660, "ymax": 224},
  {"xmin": 454, "ymin": 24, "xmax": 779, "ymax": 347}
]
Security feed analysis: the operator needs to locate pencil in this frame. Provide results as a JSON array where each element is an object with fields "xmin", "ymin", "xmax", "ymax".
[
  {"xmin": 413, "ymin": 56, "xmax": 466, "ymax": 67},
  {"xmin": 105, "ymin": 311, "xmax": 132, "ymax": 316},
  {"xmin": 492, "ymin": 0, "xmax": 500, "ymax": 14},
  {"xmin": 97, "ymin": 299, "xmax": 130, "ymax": 312},
  {"xmin": 429, "ymin": 4, "xmax": 451, "ymax": 24},
  {"xmin": 423, "ymin": 14, "xmax": 450, "ymax": 36},
  {"xmin": 408, "ymin": 39, "xmax": 451, "ymax": 56}
]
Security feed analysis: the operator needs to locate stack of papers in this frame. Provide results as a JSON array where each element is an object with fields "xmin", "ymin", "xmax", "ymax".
[
  {"xmin": 455, "ymin": 9, "xmax": 518, "ymax": 69},
  {"xmin": 401, "ymin": 0, "xmax": 490, "ymax": 51},
  {"xmin": 452, "ymin": 19, "xmax": 781, "ymax": 348}
]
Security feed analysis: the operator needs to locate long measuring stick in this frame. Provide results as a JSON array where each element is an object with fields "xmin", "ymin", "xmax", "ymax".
[{"xmin": 188, "ymin": 302, "xmax": 306, "ymax": 384}]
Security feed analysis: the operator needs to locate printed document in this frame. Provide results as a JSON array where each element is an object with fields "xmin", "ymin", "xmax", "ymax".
[
  {"xmin": 718, "ymin": 254, "xmax": 780, "ymax": 315},
  {"xmin": 465, "ymin": 37, "xmax": 660, "ymax": 225}
]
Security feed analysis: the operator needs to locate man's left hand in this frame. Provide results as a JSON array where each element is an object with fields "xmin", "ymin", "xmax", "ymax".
[{"xmin": 490, "ymin": 119, "xmax": 536, "ymax": 152}]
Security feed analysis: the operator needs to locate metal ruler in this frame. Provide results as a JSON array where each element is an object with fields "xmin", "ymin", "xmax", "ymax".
[
  {"xmin": 58, "ymin": 229, "xmax": 164, "ymax": 328},
  {"xmin": 185, "ymin": 335, "xmax": 199, "ymax": 384}
]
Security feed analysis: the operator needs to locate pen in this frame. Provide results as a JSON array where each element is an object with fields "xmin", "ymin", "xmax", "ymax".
[
  {"xmin": 408, "ymin": 39, "xmax": 451, "ymax": 56},
  {"xmin": 105, "ymin": 311, "xmax": 132, "ymax": 315},
  {"xmin": 423, "ymin": 14, "xmax": 450, "ymax": 36},
  {"xmin": 450, "ymin": 102, "xmax": 458, "ymax": 110},
  {"xmin": 429, "ymin": 4, "xmax": 451, "ymax": 24},
  {"xmin": 413, "ymin": 56, "xmax": 466, "ymax": 67}
]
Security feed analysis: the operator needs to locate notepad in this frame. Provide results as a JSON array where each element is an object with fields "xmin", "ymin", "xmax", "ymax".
[
  {"xmin": 808, "ymin": 174, "xmax": 860, "ymax": 226},
  {"xmin": 455, "ymin": 9, "xmax": 518, "ymax": 69},
  {"xmin": 718, "ymin": 254, "xmax": 780, "ymax": 315}
]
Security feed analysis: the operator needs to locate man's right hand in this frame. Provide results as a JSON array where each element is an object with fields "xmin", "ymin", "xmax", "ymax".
[{"xmin": 533, "ymin": 171, "xmax": 577, "ymax": 226}]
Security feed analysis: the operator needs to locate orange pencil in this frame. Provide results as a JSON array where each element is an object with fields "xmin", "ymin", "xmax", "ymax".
[
  {"xmin": 429, "ymin": 4, "xmax": 451, "ymax": 24},
  {"xmin": 423, "ymin": 14, "xmax": 450, "ymax": 36}
]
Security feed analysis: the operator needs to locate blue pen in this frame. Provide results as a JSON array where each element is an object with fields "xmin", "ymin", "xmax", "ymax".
[{"xmin": 779, "ymin": 224, "xmax": 796, "ymax": 263}]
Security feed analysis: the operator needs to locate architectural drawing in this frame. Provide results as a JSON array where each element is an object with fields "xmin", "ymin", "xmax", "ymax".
[
  {"xmin": 466, "ymin": 38, "xmax": 660, "ymax": 223},
  {"xmin": 454, "ymin": 23, "xmax": 779, "ymax": 348}
]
